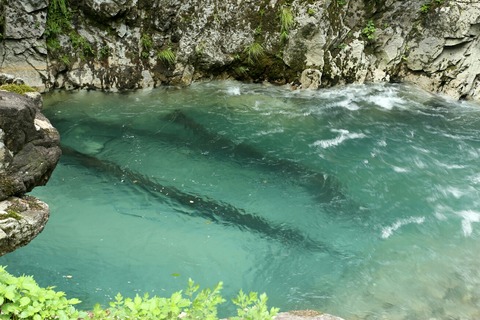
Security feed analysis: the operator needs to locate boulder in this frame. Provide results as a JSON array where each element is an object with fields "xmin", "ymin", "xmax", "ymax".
[
  {"xmin": 0, "ymin": 89, "xmax": 60, "ymax": 256},
  {"xmin": 0, "ymin": 90, "xmax": 61, "ymax": 201},
  {"xmin": 0, "ymin": 196, "xmax": 49, "ymax": 256}
]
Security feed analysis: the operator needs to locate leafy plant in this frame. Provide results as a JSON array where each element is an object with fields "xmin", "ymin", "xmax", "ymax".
[
  {"xmin": 362, "ymin": 19, "xmax": 376, "ymax": 41},
  {"xmin": 420, "ymin": 0, "xmax": 444, "ymax": 13},
  {"xmin": 244, "ymin": 42, "xmax": 265, "ymax": 64},
  {"xmin": 0, "ymin": 266, "xmax": 279, "ymax": 320},
  {"xmin": 45, "ymin": 0, "xmax": 71, "ymax": 53},
  {"xmin": 232, "ymin": 290, "xmax": 279, "ymax": 320},
  {"xmin": 307, "ymin": 7, "xmax": 316, "ymax": 16},
  {"xmin": 0, "ymin": 84, "xmax": 37, "ymax": 94},
  {"xmin": 0, "ymin": 266, "xmax": 87, "ymax": 319},
  {"xmin": 157, "ymin": 47, "xmax": 176, "ymax": 65},
  {"xmin": 141, "ymin": 34, "xmax": 153, "ymax": 58},
  {"xmin": 69, "ymin": 31, "xmax": 94, "ymax": 59}
]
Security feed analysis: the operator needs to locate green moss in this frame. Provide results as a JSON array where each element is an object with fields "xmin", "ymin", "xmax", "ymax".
[
  {"xmin": 1, "ymin": 209, "xmax": 22, "ymax": 221},
  {"xmin": 0, "ymin": 84, "xmax": 37, "ymax": 94}
]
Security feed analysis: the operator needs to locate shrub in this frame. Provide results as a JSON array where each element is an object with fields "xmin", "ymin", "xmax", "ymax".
[
  {"xmin": 0, "ymin": 266, "xmax": 279, "ymax": 320},
  {"xmin": 0, "ymin": 266, "xmax": 86, "ymax": 319}
]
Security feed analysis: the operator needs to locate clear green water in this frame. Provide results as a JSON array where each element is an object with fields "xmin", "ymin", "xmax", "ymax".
[{"xmin": 2, "ymin": 81, "xmax": 480, "ymax": 319}]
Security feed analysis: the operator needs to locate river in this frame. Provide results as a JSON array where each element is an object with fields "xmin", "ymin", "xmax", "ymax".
[{"xmin": 1, "ymin": 81, "xmax": 479, "ymax": 319}]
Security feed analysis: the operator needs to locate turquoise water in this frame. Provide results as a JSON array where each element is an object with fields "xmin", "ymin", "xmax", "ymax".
[{"xmin": 1, "ymin": 81, "xmax": 480, "ymax": 319}]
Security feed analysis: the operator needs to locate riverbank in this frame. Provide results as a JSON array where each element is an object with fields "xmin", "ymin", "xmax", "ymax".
[{"xmin": 2, "ymin": 0, "xmax": 480, "ymax": 101}]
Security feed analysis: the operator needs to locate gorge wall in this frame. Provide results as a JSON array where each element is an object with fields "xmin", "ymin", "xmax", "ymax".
[{"xmin": 1, "ymin": 0, "xmax": 480, "ymax": 100}]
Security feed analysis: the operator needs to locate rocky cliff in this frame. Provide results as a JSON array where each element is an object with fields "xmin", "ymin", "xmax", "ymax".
[
  {"xmin": 0, "ymin": 87, "xmax": 61, "ymax": 256},
  {"xmin": 1, "ymin": 0, "xmax": 480, "ymax": 100}
]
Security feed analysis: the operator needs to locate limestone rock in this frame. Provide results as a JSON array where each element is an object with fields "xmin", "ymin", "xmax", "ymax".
[
  {"xmin": 275, "ymin": 310, "xmax": 345, "ymax": 320},
  {"xmin": 0, "ymin": 0, "xmax": 48, "ymax": 91},
  {"xmin": 0, "ymin": 91, "xmax": 61, "ymax": 201},
  {"xmin": 0, "ymin": 196, "xmax": 49, "ymax": 256},
  {"xmin": 80, "ymin": 0, "xmax": 138, "ymax": 20},
  {"xmin": 3, "ymin": 0, "xmax": 480, "ymax": 100},
  {"xmin": 300, "ymin": 69, "xmax": 322, "ymax": 90}
]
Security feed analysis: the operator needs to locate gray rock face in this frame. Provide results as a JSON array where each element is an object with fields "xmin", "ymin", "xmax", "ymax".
[
  {"xmin": 0, "ymin": 0, "xmax": 48, "ymax": 91},
  {"xmin": 2, "ymin": 0, "xmax": 480, "ymax": 100},
  {"xmin": 0, "ymin": 196, "xmax": 49, "ymax": 256},
  {"xmin": 0, "ymin": 90, "xmax": 61, "ymax": 201},
  {"xmin": 0, "ymin": 88, "xmax": 59, "ymax": 256}
]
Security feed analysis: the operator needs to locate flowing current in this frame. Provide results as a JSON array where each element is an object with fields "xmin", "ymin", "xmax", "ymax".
[{"xmin": 2, "ymin": 82, "xmax": 480, "ymax": 319}]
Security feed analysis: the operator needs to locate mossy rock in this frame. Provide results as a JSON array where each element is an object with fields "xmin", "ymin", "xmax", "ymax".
[{"xmin": 0, "ymin": 84, "xmax": 37, "ymax": 95}]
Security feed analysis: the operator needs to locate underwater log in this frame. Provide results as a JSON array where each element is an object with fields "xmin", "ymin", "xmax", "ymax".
[{"xmin": 61, "ymin": 146, "xmax": 338, "ymax": 253}]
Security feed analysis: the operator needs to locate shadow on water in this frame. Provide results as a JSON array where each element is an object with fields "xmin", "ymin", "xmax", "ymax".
[
  {"xmin": 62, "ymin": 146, "xmax": 342, "ymax": 255},
  {"xmin": 164, "ymin": 110, "xmax": 346, "ymax": 204},
  {"xmin": 53, "ymin": 108, "xmax": 346, "ymax": 205}
]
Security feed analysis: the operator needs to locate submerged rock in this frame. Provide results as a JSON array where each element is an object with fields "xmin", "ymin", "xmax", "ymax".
[{"xmin": 0, "ymin": 89, "xmax": 61, "ymax": 255}]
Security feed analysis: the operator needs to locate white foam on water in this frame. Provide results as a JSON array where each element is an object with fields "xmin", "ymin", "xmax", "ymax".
[
  {"xmin": 392, "ymin": 166, "xmax": 409, "ymax": 173},
  {"xmin": 312, "ymin": 129, "xmax": 366, "ymax": 149},
  {"xmin": 253, "ymin": 128, "xmax": 285, "ymax": 136},
  {"xmin": 381, "ymin": 216, "xmax": 426, "ymax": 239},
  {"xmin": 377, "ymin": 139, "xmax": 387, "ymax": 147},
  {"xmin": 364, "ymin": 87, "xmax": 407, "ymax": 110},
  {"xmin": 226, "ymin": 86, "xmax": 241, "ymax": 96},
  {"xmin": 470, "ymin": 173, "xmax": 480, "ymax": 185},
  {"xmin": 441, "ymin": 186, "xmax": 466, "ymax": 199},
  {"xmin": 457, "ymin": 210, "xmax": 480, "ymax": 236}
]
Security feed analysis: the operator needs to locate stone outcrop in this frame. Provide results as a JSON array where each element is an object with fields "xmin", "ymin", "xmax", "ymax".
[
  {"xmin": 3, "ymin": 0, "xmax": 480, "ymax": 100},
  {"xmin": 0, "ymin": 195, "xmax": 49, "ymax": 256},
  {"xmin": 0, "ymin": 87, "xmax": 61, "ymax": 255},
  {"xmin": 0, "ymin": 0, "xmax": 49, "ymax": 91}
]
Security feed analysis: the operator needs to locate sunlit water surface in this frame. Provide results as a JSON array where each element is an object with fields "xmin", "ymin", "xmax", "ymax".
[{"xmin": 1, "ymin": 81, "xmax": 480, "ymax": 319}]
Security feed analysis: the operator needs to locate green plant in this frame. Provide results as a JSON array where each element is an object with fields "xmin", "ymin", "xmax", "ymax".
[
  {"xmin": 0, "ymin": 266, "xmax": 87, "ymax": 319},
  {"xmin": 307, "ymin": 7, "xmax": 316, "ymax": 16},
  {"xmin": 420, "ymin": 0, "xmax": 445, "ymax": 13},
  {"xmin": 0, "ymin": 266, "xmax": 279, "ymax": 320},
  {"xmin": 157, "ymin": 47, "xmax": 176, "ymax": 65},
  {"xmin": 69, "ymin": 32, "xmax": 94, "ymax": 59},
  {"xmin": 99, "ymin": 45, "xmax": 111, "ymax": 59},
  {"xmin": 244, "ymin": 42, "xmax": 265, "ymax": 64},
  {"xmin": 45, "ymin": 0, "xmax": 71, "ymax": 54},
  {"xmin": 232, "ymin": 290, "xmax": 279, "ymax": 320},
  {"xmin": 420, "ymin": 3, "xmax": 430, "ymax": 13},
  {"xmin": 60, "ymin": 55, "xmax": 70, "ymax": 65},
  {"xmin": 337, "ymin": 0, "xmax": 347, "ymax": 6},
  {"xmin": 362, "ymin": 19, "xmax": 376, "ymax": 41},
  {"xmin": 141, "ymin": 34, "xmax": 153, "ymax": 58},
  {"xmin": 254, "ymin": 25, "xmax": 263, "ymax": 36},
  {"xmin": 279, "ymin": 6, "xmax": 294, "ymax": 42},
  {"xmin": 234, "ymin": 66, "xmax": 250, "ymax": 76},
  {"xmin": 0, "ymin": 84, "xmax": 37, "ymax": 94}
]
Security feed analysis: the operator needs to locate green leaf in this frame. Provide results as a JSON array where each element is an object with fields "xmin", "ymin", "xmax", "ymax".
[{"xmin": 19, "ymin": 296, "xmax": 31, "ymax": 307}]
